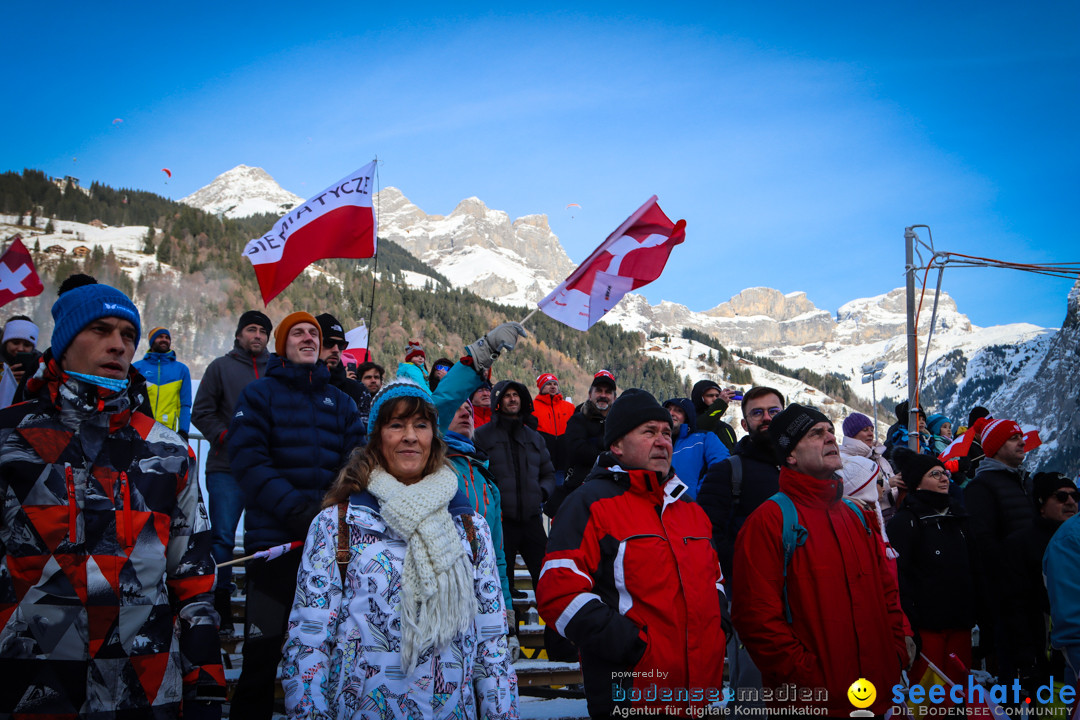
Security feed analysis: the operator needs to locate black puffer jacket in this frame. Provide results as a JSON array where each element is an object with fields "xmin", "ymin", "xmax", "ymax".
[
  {"xmin": 697, "ymin": 433, "xmax": 780, "ymax": 579},
  {"xmin": 563, "ymin": 401, "xmax": 607, "ymax": 485},
  {"xmin": 887, "ymin": 490, "xmax": 976, "ymax": 632},
  {"xmin": 1003, "ymin": 517, "xmax": 1066, "ymax": 679},
  {"xmin": 192, "ymin": 341, "xmax": 270, "ymax": 474},
  {"xmin": 474, "ymin": 381, "xmax": 555, "ymax": 521},
  {"xmin": 691, "ymin": 380, "xmax": 737, "ymax": 451}
]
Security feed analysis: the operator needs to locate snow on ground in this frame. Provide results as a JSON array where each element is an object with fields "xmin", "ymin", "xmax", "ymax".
[
  {"xmin": 425, "ymin": 244, "xmax": 555, "ymax": 306},
  {"xmin": 1, "ymin": 215, "xmax": 177, "ymax": 283}
]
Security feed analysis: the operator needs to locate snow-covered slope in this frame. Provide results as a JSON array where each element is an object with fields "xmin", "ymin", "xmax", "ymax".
[{"xmin": 180, "ymin": 165, "xmax": 302, "ymax": 219}]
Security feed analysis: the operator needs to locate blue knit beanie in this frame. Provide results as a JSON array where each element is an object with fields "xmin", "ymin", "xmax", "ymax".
[
  {"xmin": 368, "ymin": 370, "xmax": 435, "ymax": 433},
  {"xmin": 51, "ymin": 283, "xmax": 142, "ymax": 360}
]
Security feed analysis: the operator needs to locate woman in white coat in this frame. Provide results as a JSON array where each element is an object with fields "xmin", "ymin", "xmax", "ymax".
[{"xmin": 281, "ymin": 375, "xmax": 518, "ymax": 719}]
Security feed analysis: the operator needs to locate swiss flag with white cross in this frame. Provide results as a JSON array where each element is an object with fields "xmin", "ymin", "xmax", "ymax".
[{"xmin": 0, "ymin": 237, "xmax": 45, "ymax": 308}]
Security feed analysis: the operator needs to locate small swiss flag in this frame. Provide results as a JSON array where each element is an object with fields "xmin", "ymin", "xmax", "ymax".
[{"xmin": 0, "ymin": 237, "xmax": 44, "ymax": 308}]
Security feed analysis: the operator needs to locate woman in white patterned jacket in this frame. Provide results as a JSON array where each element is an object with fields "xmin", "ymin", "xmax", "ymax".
[{"xmin": 281, "ymin": 375, "xmax": 519, "ymax": 720}]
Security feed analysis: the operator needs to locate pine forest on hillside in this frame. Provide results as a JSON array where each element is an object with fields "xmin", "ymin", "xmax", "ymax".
[{"xmin": 2, "ymin": 169, "xmax": 692, "ymax": 401}]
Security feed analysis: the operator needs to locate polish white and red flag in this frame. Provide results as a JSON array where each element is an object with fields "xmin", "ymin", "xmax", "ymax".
[
  {"xmin": 0, "ymin": 237, "xmax": 44, "ymax": 308},
  {"xmin": 243, "ymin": 161, "xmax": 377, "ymax": 305},
  {"xmin": 538, "ymin": 196, "xmax": 686, "ymax": 331}
]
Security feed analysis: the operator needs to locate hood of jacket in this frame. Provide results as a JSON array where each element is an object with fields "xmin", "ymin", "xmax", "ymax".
[
  {"xmin": 139, "ymin": 349, "xmax": 178, "ymax": 365},
  {"xmin": 664, "ymin": 397, "xmax": 697, "ymax": 434},
  {"xmin": 778, "ymin": 466, "xmax": 845, "ymax": 509},
  {"xmin": 25, "ymin": 353, "xmax": 145, "ymax": 432},
  {"xmin": 691, "ymin": 379, "xmax": 721, "ymax": 414},
  {"xmin": 491, "ymin": 379, "xmax": 534, "ymax": 416}
]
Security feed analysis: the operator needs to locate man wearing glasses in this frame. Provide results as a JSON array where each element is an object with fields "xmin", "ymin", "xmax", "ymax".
[
  {"xmin": 316, "ymin": 313, "xmax": 366, "ymax": 410},
  {"xmin": 698, "ymin": 387, "xmax": 786, "ymax": 579},
  {"xmin": 697, "ymin": 386, "xmax": 785, "ymax": 710},
  {"xmin": 1003, "ymin": 472, "xmax": 1078, "ymax": 698}
]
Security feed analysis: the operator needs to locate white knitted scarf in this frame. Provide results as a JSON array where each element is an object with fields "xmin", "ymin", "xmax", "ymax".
[{"xmin": 366, "ymin": 465, "xmax": 476, "ymax": 671}]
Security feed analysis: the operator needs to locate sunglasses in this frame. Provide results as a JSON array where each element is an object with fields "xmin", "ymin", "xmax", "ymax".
[
  {"xmin": 748, "ymin": 406, "xmax": 783, "ymax": 419},
  {"xmin": 434, "ymin": 364, "xmax": 452, "ymax": 373},
  {"xmin": 325, "ymin": 339, "xmax": 347, "ymax": 350},
  {"xmin": 1053, "ymin": 490, "xmax": 1080, "ymax": 503}
]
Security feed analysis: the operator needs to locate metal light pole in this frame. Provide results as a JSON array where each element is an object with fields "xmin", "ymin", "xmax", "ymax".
[
  {"xmin": 904, "ymin": 227, "xmax": 920, "ymax": 451},
  {"xmin": 861, "ymin": 361, "xmax": 887, "ymax": 439}
]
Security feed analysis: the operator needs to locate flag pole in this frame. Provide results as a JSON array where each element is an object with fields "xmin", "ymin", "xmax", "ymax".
[
  {"xmin": 216, "ymin": 554, "xmax": 259, "ymax": 568},
  {"xmin": 520, "ymin": 307, "xmax": 539, "ymax": 327}
]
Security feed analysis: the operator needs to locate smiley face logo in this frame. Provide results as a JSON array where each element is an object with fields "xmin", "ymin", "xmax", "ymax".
[{"xmin": 847, "ymin": 678, "xmax": 876, "ymax": 709}]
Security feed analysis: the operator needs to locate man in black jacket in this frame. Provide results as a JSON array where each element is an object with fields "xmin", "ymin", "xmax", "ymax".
[
  {"xmin": 315, "ymin": 312, "xmax": 367, "ymax": 419},
  {"xmin": 561, "ymin": 370, "xmax": 617, "ymax": 490},
  {"xmin": 475, "ymin": 380, "xmax": 555, "ymax": 599},
  {"xmin": 190, "ymin": 309, "xmax": 272, "ymax": 629},
  {"xmin": 698, "ymin": 386, "xmax": 786, "ymax": 579},
  {"xmin": 964, "ymin": 417, "xmax": 1035, "ymax": 674},
  {"xmin": 1002, "ymin": 472, "xmax": 1077, "ymax": 694},
  {"xmin": 691, "ymin": 379, "xmax": 738, "ymax": 451}
]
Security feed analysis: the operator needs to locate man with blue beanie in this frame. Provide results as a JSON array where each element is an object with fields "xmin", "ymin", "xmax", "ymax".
[{"xmin": 0, "ymin": 278, "xmax": 224, "ymax": 718}]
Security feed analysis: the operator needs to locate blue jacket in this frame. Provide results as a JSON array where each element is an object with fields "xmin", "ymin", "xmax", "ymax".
[
  {"xmin": 445, "ymin": 431, "xmax": 512, "ymax": 611},
  {"xmin": 1044, "ymin": 513, "xmax": 1080, "ymax": 672},
  {"xmin": 228, "ymin": 357, "xmax": 364, "ymax": 551},
  {"xmin": 133, "ymin": 350, "xmax": 192, "ymax": 433},
  {"xmin": 666, "ymin": 398, "xmax": 729, "ymax": 499}
]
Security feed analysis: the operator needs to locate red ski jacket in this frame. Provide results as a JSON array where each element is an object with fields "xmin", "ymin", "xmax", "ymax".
[
  {"xmin": 537, "ymin": 456, "xmax": 727, "ymax": 717},
  {"xmin": 732, "ymin": 467, "xmax": 908, "ymax": 716},
  {"xmin": 532, "ymin": 392, "xmax": 574, "ymax": 437}
]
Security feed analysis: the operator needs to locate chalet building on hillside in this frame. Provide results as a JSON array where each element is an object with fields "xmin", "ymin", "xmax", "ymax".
[
  {"xmin": 45, "ymin": 245, "xmax": 66, "ymax": 255},
  {"xmin": 72, "ymin": 246, "xmax": 91, "ymax": 258}
]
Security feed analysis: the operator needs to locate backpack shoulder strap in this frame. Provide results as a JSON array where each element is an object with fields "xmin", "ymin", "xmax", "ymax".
[
  {"xmin": 336, "ymin": 501, "xmax": 350, "ymax": 582},
  {"xmin": 841, "ymin": 497, "xmax": 871, "ymax": 534},
  {"xmin": 730, "ymin": 454, "xmax": 743, "ymax": 499},
  {"xmin": 767, "ymin": 491, "xmax": 807, "ymax": 623},
  {"xmin": 460, "ymin": 512, "xmax": 481, "ymax": 565}
]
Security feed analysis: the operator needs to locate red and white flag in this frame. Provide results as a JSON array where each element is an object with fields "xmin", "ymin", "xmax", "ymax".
[
  {"xmin": 243, "ymin": 161, "xmax": 377, "ymax": 305},
  {"xmin": 0, "ymin": 237, "xmax": 44, "ymax": 308},
  {"xmin": 538, "ymin": 196, "xmax": 685, "ymax": 331}
]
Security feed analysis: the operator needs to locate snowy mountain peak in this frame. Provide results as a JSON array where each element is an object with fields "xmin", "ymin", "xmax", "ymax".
[
  {"xmin": 180, "ymin": 165, "xmax": 303, "ymax": 219},
  {"xmin": 374, "ymin": 187, "xmax": 576, "ymax": 305}
]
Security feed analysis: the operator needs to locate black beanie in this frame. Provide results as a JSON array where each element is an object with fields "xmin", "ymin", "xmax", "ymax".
[
  {"xmin": 968, "ymin": 406, "xmax": 991, "ymax": 427},
  {"xmin": 315, "ymin": 313, "xmax": 346, "ymax": 343},
  {"xmin": 236, "ymin": 310, "xmax": 272, "ymax": 337},
  {"xmin": 1032, "ymin": 472, "xmax": 1077, "ymax": 508},
  {"xmin": 894, "ymin": 450, "xmax": 946, "ymax": 491},
  {"xmin": 604, "ymin": 388, "xmax": 673, "ymax": 449},
  {"xmin": 769, "ymin": 404, "xmax": 831, "ymax": 458}
]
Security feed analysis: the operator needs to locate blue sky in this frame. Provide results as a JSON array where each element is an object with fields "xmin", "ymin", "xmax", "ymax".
[{"xmin": 4, "ymin": 2, "xmax": 1077, "ymax": 329}]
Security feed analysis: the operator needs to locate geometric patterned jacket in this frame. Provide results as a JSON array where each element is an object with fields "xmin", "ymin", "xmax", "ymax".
[{"xmin": 0, "ymin": 357, "xmax": 224, "ymax": 718}]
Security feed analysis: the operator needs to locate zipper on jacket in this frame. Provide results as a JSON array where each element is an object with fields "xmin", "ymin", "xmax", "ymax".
[
  {"xmin": 65, "ymin": 464, "xmax": 77, "ymax": 543},
  {"xmin": 119, "ymin": 471, "xmax": 134, "ymax": 550}
]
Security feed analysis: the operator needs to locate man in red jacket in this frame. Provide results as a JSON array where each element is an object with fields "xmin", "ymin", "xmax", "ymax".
[
  {"xmin": 532, "ymin": 372, "xmax": 575, "ymax": 481},
  {"xmin": 733, "ymin": 404, "xmax": 911, "ymax": 717},
  {"xmin": 537, "ymin": 389, "xmax": 728, "ymax": 719}
]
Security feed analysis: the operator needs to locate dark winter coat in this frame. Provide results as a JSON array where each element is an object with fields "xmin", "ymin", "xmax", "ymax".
[
  {"xmin": 964, "ymin": 458, "xmax": 1035, "ymax": 646},
  {"xmin": 1003, "ymin": 516, "xmax": 1066, "ymax": 679},
  {"xmin": 691, "ymin": 380, "xmax": 737, "ymax": 451},
  {"xmin": 191, "ymin": 341, "xmax": 270, "ymax": 474},
  {"xmin": 886, "ymin": 490, "xmax": 976, "ymax": 633},
  {"xmin": 697, "ymin": 433, "xmax": 781, "ymax": 579},
  {"xmin": 326, "ymin": 361, "xmax": 368, "ymax": 433},
  {"xmin": 0, "ymin": 358, "xmax": 223, "ymax": 717},
  {"xmin": 228, "ymin": 357, "xmax": 364, "ymax": 551},
  {"xmin": 667, "ymin": 398, "xmax": 729, "ymax": 499},
  {"xmin": 474, "ymin": 382, "xmax": 555, "ymax": 522},
  {"xmin": 563, "ymin": 400, "xmax": 607, "ymax": 485}
]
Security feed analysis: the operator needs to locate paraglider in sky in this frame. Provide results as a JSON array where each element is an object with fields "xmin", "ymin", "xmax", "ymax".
[
  {"xmin": 161, "ymin": 168, "xmax": 172, "ymax": 178},
  {"xmin": 112, "ymin": 118, "xmax": 123, "ymax": 125},
  {"xmin": 566, "ymin": 202, "xmax": 581, "ymax": 219}
]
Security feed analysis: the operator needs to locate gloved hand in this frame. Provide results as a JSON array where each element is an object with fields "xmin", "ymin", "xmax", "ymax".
[
  {"xmin": 506, "ymin": 607, "xmax": 517, "ymax": 634},
  {"xmin": 286, "ymin": 501, "xmax": 323, "ymax": 540},
  {"xmin": 905, "ymin": 635, "xmax": 918, "ymax": 669},
  {"xmin": 465, "ymin": 322, "xmax": 527, "ymax": 372},
  {"xmin": 507, "ymin": 634, "xmax": 521, "ymax": 663}
]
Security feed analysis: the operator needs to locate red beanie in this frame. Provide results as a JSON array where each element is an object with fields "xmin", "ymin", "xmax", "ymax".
[
  {"xmin": 405, "ymin": 339, "xmax": 425, "ymax": 364},
  {"xmin": 980, "ymin": 418, "xmax": 1023, "ymax": 459},
  {"xmin": 536, "ymin": 373, "xmax": 558, "ymax": 391}
]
